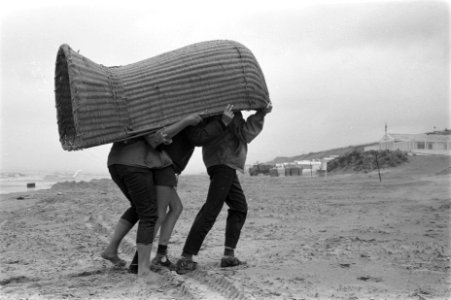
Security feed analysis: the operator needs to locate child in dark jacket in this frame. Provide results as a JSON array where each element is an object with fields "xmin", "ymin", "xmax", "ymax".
[{"xmin": 176, "ymin": 103, "xmax": 272, "ymax": 274}]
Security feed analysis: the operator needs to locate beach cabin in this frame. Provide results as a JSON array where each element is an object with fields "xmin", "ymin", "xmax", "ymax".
[
  {"xmin": 294, "ymin": 160, "xmax": 322, "ymax": 176},
  {"xmin": 367, "ymin": 130, "xmax": 451, "ymax": 156}
]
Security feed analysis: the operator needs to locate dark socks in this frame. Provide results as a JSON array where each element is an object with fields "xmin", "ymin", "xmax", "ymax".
[
  {"xmin": 130, "ymin": 251, "xmax": 138, "ymax": 266},
  {"xmin": 157, "ymin": 244, "xmax": 168, "ymax": 256},
  {"xmin": 181, "ymin": 252, "xmax": 193, "ymax": 260},
  {"xmin": 131, "ymin": 244, "xmax": 167, "ymax": 266},
  {"xmin": 224, "ymin": 247, "xmax": 234, "ymax": 257}
]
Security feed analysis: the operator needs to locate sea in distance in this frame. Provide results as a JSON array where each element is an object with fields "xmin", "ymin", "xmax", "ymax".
[{"xmin": 0, "ymin": 170, "xmax": 109, "ymax": 194}]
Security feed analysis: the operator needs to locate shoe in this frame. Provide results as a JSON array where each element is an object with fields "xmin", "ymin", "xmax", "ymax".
[
  {"xmin": 128, "ymin": 263, "xmax": 138, "ymax": 274},
  {"xmin": 151, "ymin": 255, "xmax": 176, "ymax": 271},
  {"xmin": 220, "ymin": 256, "xmax": 245, "ymax": 267},
  {"xmin": 175, "ymin": 257, "xmax": 198, "ymax": 275}
]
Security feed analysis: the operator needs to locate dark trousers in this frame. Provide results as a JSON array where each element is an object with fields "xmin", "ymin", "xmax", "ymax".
[
  {"xmin": 183, "ymin": 165, "xmax": 248, "ymax": 255},
  {"xmin": 108, "ymin": 164, "xmax": 158, "ymax": 245}
]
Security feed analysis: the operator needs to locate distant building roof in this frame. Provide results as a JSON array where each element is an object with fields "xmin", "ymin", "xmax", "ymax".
[
  {"xmin": 382, "ymin": 133, "xmax": 451, "ymax": 143},
  {"xmin": 426, "ymin": 129, "xmax": 451, "ymax": 135}
]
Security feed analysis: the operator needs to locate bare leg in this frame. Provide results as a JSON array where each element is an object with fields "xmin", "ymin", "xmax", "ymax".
[
  {"xmin": 157, "ymin": 186, "xmax": 183, "ymax": 247},
  {"xmin": 101, "ymin": 218, "xmax": 133, "ymax": 266},
  {"xmin": 152, "ymin": 185, "xmax": 171, "ymax": 240},
  {"xmin": 130, "ymin": 186, "xmax": 183, "ymax": 266},
  {"xmin": 136, "ymin": 243, "xmax": 161, "ymax": 287},
  {"xmin": 136, "ymin": 243, "xmax": 155, "ymax": 278}
]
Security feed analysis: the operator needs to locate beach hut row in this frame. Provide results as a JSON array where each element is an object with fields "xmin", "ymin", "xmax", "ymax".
[
  {"xmin": 267, "ymin": 158, "xmax": 336, "ymax": 177},
  {"xmin": 246, "ymin": 157, "xmax": 338, "ymax": 177}
]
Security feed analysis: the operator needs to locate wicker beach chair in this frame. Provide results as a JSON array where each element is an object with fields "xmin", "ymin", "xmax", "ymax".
[{"xmin": 54, "ymin": 40, "xmax": 270, "ymax": 151}]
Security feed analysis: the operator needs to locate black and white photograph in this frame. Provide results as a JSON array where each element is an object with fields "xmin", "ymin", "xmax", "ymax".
[{"xmin": 1, "ymin": 0, "xmax": 450, "ymax": 299}]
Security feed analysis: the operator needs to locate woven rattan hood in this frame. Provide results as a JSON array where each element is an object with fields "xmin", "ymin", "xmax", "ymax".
[{"xmin": 54, "ymin": 40, "xmax": 270, "ymax": 151}]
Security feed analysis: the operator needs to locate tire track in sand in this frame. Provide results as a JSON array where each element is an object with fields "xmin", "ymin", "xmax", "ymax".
[{"xmin": 86, "ymin": 212, "xmax": 250, "ymax": 300}]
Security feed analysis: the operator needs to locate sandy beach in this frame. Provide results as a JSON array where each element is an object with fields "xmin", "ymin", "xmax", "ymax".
[{"xmin": 0, "ymin": 155, "xmax": 450, "ymax": 299}]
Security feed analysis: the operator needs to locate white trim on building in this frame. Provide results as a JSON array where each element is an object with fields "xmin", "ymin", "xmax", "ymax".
[{"xmin": 365, "ymin": 133, "xmax": 451, "ymax": 156}]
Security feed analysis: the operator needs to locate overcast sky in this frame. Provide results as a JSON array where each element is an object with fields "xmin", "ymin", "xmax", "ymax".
[{"xmin": 0, "ymin": 0, "xmax": 449, "ymax": 175}]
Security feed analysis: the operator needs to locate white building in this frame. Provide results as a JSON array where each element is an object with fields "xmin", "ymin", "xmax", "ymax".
[
  {"xmin": 365, "ymin": 131, "xmax": 451, "ymax": 156},
  {"xmin": 293, "ymin": 160, "xmax": 321, "ymax": 175}
]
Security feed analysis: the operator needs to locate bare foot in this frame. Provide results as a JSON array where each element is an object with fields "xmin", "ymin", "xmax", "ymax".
[
  {"xmin": 101, "ymin": 250, "xmax": 126, "ymax": 267},
  {"xmin": 137, "ymin": 269, "xmax": 161, "ymax": 288}
]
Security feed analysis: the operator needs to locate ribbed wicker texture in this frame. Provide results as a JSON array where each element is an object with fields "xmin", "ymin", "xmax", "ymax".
[{"xmin": 54, "ymin": 40, "xmax": 270, "ymax": 151}]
